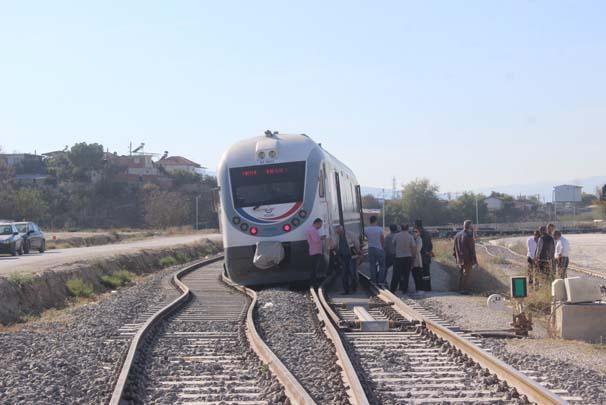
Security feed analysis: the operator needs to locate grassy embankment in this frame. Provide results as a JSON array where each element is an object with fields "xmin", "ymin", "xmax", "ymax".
[
  {"xmin": 433, "ymin": 238, "xmax": 552, "ymax": 315},
  {"xmin": 1, "ymin": 239, "xmax": 221, "ymax": 326}
]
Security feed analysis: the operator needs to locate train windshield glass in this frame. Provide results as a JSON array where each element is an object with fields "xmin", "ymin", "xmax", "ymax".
[{"xmin": 230, "ymin": 161, "xmax": 306, "ymax": 208}]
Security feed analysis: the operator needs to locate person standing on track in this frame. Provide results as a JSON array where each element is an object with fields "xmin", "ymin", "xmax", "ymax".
[
  {"xmin": 331, "ymin": 225, "xmax": 361, "ymax": 294},
  {"xmin": 365, "ymin": 216, "xmax": 385, "ymax": 284},
  {"xmin": 305, "ymin": 218, "xmax": 325, "ymax": 285},
  {"xmin": 384, "ymin": 224, "xmax": 399, "ymax": 288},
  {"xmin": 415, "ymin": 219, "xmax": 433, "ymax": 291},
  {"xmin": 534, "ymin": 225, "xmax": 555, "ymax": 285},
  {"xmin": 412, "ymin": 226, "xmax": 424, "ymax": 293},
  {"xmin": 391, "ymin": 224, "xmax": 416, "ymax": 293},
  {"xmin": 453, "ymin": 220, "xmax": 477, "ymax": 294},
  {"xmin": 526, "ymin": 230, "xmax": 540, "ymax": 285},
  {"xmin": 553, "ymin": 230, "xmax": 569, "ymax": 279}
]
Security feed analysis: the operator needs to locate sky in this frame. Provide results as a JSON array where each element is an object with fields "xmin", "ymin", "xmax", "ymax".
[{"xmin": 1, "ymin": 1, "xmax": 605, "ymax": 195}]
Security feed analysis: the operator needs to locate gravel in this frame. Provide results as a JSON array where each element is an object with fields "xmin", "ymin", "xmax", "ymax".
[
  {"xmin": 136, "ymin": 264, "xmax": 286, "ymax": 404},
  {"xmin": 0, "ymin": 269, "xmax": 180, "ymax": 404},
  {"xmin": 255, "ymin": 288, "xmax": 351, "ymax": 404},
  {"xmin": 412, "ymin": 293, "xmax": 606, "ymax": 404}
]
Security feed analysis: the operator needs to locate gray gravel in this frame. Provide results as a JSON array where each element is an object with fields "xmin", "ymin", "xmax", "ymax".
[
  {"xmin": 255, "ymin": 288, "xmax": 351, "ymax": 404},
  {"xmin": 412, "ymin": 293, "xmax": 606, "ymax": 404},
  {"xmin": 485, "ymin": 339, "xmax": 606, "ymax": 404},
  {"xmin": 136, "ymin": 264, "xmax": 286, "ymax": 404},
  {"xmin": 0, "ymin": 269, "xmax": 180, "ymax": 404}
]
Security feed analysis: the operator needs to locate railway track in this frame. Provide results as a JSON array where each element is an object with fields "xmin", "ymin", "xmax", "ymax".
[
  {"xmin": 481, "ymin": 242, "xmax": 606, "ymax": 281},
  {"xmin": 310, "ymin": 272, "xmax": 578, "ymax": 404},
  {"xmin": 109, "ymin": 257, "xmax": 313, "ymax": 405}
]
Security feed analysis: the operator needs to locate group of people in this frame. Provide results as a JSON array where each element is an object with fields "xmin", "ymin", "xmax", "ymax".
[
  {"xmin": 304, "ymin": 215, "xmax": 434, "ymax": 295},
  {"xmin": 526, "ymin": 223, "xmax": 570, "ymax": 286},
  {"xmin": 368, "ymin": 217, "xmax": 434, "ymax": 294}
]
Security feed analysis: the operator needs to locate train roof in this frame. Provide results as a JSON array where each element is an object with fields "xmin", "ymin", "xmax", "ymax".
[{"xmin": 218, "ymin": 132, "xmax": 356, "ymax": 178}]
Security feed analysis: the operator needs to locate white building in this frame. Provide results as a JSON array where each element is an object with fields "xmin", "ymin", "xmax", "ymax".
[
  {"xmin": 484, "ymin": 196, "xmax": 504, "ymax": 211},
  {"xmin": 553, "ymin": 184, "xmax": 582, "ymax": 203},
  {"xmin": 157, "ymin": 156, "xmax": 203, "ymax": 174}
]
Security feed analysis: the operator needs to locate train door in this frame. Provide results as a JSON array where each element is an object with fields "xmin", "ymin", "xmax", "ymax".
[
  {"xmin": 355, "ymin": 185, "xmax": 365, "ymax": 243},
  {"xmin": 334, "ymin": 172, "xmax": 345, "ymax": 227}
]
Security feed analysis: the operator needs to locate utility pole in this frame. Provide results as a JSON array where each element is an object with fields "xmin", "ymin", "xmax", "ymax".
[
  {"xmin": 475, "ymin": 196, "xmax": 479, "ymax": 225},
  {"xmin": 382, "ymin": 188, "xmax": 386, "ymax": 230}
]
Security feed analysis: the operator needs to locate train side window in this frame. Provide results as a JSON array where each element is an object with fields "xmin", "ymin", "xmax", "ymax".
[{"xmin": 319, "ymin": 166, "xmax": 326, "ymax": 198}]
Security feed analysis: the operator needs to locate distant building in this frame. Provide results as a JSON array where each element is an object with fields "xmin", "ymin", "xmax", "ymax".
[
  {"xmin": 0, "ymin": 153, "xmax": 42, "ymax": 167},
  {"xmin": 484, "ymin": 196, "xmax": 504, "ymax": 211},
  {"xmin": 553, "ymin": 184, "xmax": 582, "ymax": 203},
  {"xmin": 157, "ymin": 156, "xmax": 203, "ymax": 174}
]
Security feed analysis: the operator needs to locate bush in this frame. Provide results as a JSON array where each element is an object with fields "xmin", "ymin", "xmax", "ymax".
[
  {"xmin": 66, "ymin": 279, "xmax": 94, "ymax": 298},
  {"xmin": 175, "ymin": 252, "xmax": 190, "ymax": 263},
  {"xmin": 159, "ymin": 256, "xmax": 178, "ymax": 267},
  {"xmin": 8, "ymin": 273, "xmax": 34, "ymax": 287},
  {"xmin": 100, "ymin": 270, "xmax": 135, "ymax": 289},
  {"xmin": 526, "ymin": 284, "xmax": 552, "ymax": 315},
  {"xmin": 99, "ymin": 274, "xmax": 122, "ymax": 289}
]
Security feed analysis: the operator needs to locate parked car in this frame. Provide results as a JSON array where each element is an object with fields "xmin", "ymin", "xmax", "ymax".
[
  {"xmin": 13, "ymin": 222, "xmax": 46, "ymax": 254},
  {"xmin": 0, "ymin": 223, "xmax": 24, "ymax": 256}
]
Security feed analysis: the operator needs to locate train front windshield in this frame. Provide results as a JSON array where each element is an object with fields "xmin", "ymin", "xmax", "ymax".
[{"xmin": 230, "ymin": 161, "xmax": 306, "ymax": 208}]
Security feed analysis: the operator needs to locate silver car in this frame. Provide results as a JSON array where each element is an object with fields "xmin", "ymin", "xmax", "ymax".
[{"xmin": 0, "ymin": 223, "xmax": 24, "ymax": 256}]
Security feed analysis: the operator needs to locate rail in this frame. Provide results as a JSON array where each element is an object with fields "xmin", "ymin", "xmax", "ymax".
[
  {"xmin": 359, "ymin": 272, "xmax": 567, "ymax": 405},
  {"xmin": 109, "ymin": 256, "xmax": 223, "ymax": 405},
  {"xmin": 482, "ymin": 242, "xmax": 606, "ymax": 281},
  {"xmin": 310, "ymin": 276, "xmax": 369, "ymax": 405},
  {"xmin": 222, "ymin": 273, "xmax": 316, "ymax": 405}
]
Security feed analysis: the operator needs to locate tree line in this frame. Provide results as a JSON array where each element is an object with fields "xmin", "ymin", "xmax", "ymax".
[{"xmin": 362, "ymin": 179, "xmax": 599, "ymax": 227}]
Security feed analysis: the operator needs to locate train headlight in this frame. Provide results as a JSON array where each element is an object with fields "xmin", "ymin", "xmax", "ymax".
[
  {"xmin": 232, "ymin": 216, "xmax": 241, "ymax": 225},
  {"xmin": 282, "ymin": 224, "xmax": 292, "ymax": 232},
  {"xmin": 268, "ymin": 150, "xmax": 276, "ymax": 158},
  {"xmin": 257, "ymin": 151, "xmax": 265, "ymax": 159},
  {"xmin": 298, "ymin": 210, "xmax": 307, "ymax": 218},
  {"xmin": 240, "ymin": 223, "xmax": 249, "ymax": 232},
  {"xmin": 292, "ymin": 218, "xmax": 300, "ymax": 227},
  {"xmin": 250, "ymin": 227, "xmax": 258, "ymax": 235}
]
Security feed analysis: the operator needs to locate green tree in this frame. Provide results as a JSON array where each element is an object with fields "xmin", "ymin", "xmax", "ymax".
[
  {"xmin": 10, "ymin": 188, "xmax": 49, "ymax": 222},
  {"xmin": 447, "ymin": 192, "xmax": 487, "ymax": 224},
  {"xmin": 399, "ymin": 179, "xmax": 447, "ymax": 225},
  {"xmin": 143, "ymin": 190, "xmax": 192, "ymax": 228},
  {"xmin": 68, "ymin": 143, "xmax": 104, "ymax": 180}
]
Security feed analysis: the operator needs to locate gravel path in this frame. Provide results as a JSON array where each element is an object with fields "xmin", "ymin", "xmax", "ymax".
[
  {"xmin": 0, "ymin": 269, "xmax": 180, "ymax": 404},
  {"xmin": 255, "ymin": 289, "xmax": 351, "ymax": 404}
]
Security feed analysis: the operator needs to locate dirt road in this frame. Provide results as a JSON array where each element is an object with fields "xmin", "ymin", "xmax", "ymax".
[{"xmin": 0, "ymin": 233, "xmax": 221, "ymax": 276}]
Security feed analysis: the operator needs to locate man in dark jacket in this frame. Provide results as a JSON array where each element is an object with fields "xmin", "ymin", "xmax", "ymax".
[
  {"xmin": 415, "ymin": 219, "xmax": 433, "ymax": 291},
  {"xmin": 453, "ymin": 220, "xmax": 477, "ymax": 294},
  {"xmin": 534, "ymin": 225, "xmax": 555, "ymax": 285}
]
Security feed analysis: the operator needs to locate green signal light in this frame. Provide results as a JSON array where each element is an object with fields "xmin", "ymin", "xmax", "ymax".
[{"xmin": 511, "ymin": 277, "xmax": 528, "ymax": 298}]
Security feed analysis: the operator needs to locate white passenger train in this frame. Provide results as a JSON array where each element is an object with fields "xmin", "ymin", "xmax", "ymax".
[{"xmin": 217, "ymin": 131, "xmax": 364, "ymax": 285}]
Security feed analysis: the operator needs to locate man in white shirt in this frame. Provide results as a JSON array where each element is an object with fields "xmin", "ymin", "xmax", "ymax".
[
  {"xmin": 553, "ymin": 230, "xmax": 569, "ymax": 279},
  {"xmin": 526, "ymin": 230, "xmax": 540, "ymax": 285},
  {"xmin": 364, "ymin": 216, "xmax": 385, "ymax": 284}
]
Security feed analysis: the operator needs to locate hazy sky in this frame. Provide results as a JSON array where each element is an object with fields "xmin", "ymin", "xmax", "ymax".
[{"xmin": 1, "ymin": 1, "xmax": 604, "ymax": 193}]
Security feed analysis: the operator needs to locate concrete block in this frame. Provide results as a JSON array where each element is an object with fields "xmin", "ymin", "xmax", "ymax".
[
  {"xmin": 555, "ymin": 302, "xmax": 606, "ymax": 343},
  {"xmin": 353, "ymin": 306, "xmax": 390, "ymax": 332},
  {"xmin": 551, "ymin": 279, "xmax": 567, "ymax": 302},
  {"xmin": 565, "ymin": 277, "xmax": 602, "ymax": 303}
]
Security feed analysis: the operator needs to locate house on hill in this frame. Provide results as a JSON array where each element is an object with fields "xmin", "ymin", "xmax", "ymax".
[{"xmin": 157, "ymin": 156, "xmax": 204, "ymax": 174}]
